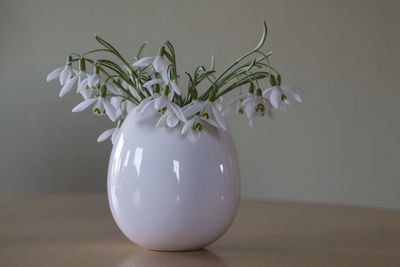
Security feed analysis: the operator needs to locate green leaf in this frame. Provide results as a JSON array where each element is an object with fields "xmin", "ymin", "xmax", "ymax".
[
  {"xmin": 135, "ymin": 41, "xmax": 148, "ymax": 60},
  {"xmin": 254, "ymin": 21, "xmax": 268, "ymax": 51}
]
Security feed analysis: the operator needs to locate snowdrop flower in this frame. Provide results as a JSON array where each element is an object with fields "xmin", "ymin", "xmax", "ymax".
[
  {"xmin": 46, "ymin": 56, "xmax": 75, "ymax": 86},
  {"xmin": 241, "ymin": 91, "xmax": 273, "ymax": 127},
  {"xmin": 263, "ymin": 85, "xmax": 302, "ymax": 112},
  {"xmin": 97, "ymin": 118, "xmax": 124, "ymax": 145},
  {"xmin": 72, "ymin": 85, "xmax": 119, "ymax": 122},
  {"xmin": 97, "ymin": 127, "xmax": 119, "ymax": 144},
  {"xmin": 203, "ymin": 99, "xmax": 226, "ymax": 130},
  {"xmin": 223, "ymin": 93, "xmax": 251, "ymax": 116},
  {"xmin": 181, "ymin": 97, "xmax": 225, "ymax": 142},
  {"xmin": 132, "ymin": 55, "xmax": 167, "ymax": 74},
  {"xmin": 87, "ymin": 65, "xmax": 101, "ymax": 88},
  {"xmin": 181, "ymin": 115, "xmax": 207, "ymax": 142},
  {"xmin": 59, "ymin": 58, "xmax": 89, "ymax": 98},
  {"xmin": 156, "ymin": 105, "xmax": 186, "ymax": 128},
  {"xmin": 182, "ymin": 98, "xmax": 226, "ymax": 131},
  {"xmin": 136, "ymin": 87, "xmax": 185, "ymax": 126},
  {"xmin": 143, "ymin": 77, "xmax": 181, "ymax": 95}
]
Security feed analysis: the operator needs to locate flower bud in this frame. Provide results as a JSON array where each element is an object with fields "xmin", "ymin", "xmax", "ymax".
[
  {"xmin": 269, "ymin": 74, "xmax": 277, "ymax": 86},
  {"xmin": 248, "ymin": 83, "xmax": 255, "ymax": 94},
  {"xmin": 66, "ymin": 55, "xmax": 72, "ymax": 65},
  {"xmin": 100, "ymin": 84, "xmax": 107, "ymax": 98},
  {"xmin": 277, "ymin": 74, "xmax": 281, "ymax": 86},
  {"xmin": 208, "ymin": 90, "xmax": 217, "ymax": 102},
  {"xmin": 79, "ymin": 57, "xmax": 86, "ymax": 72},
  {"xmin": 94, "ymin": 65, "xmax": 100, "ymax": 75}
]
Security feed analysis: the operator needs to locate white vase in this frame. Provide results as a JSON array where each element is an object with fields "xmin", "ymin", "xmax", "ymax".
[{"xmin": 107, "ymin": 109, "xmax": 240, "ymax": 251}]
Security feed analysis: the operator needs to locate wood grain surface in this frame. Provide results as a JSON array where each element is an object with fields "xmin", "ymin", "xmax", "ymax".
[{"xmin": 1, "ymin": 194, "xmax": 400, "ymax": 267}]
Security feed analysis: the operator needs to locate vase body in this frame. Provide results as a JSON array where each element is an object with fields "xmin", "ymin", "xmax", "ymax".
[{"xmin": 107, "ymin": 109, "xmax": 240, "ymax": 251}]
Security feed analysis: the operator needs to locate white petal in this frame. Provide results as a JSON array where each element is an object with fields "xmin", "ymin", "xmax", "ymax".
[
  {"xmin": 79, "ymin": 88, "xmax": 91, "ymax": 100},
  {"xmin": 154, "ymin": 96, "xmax": 168, "ymax": 110},
  {"xmin": 166, "ymin": 113, "xmax": 179, "ymax": 127},
  {"xmin": 103, "ymin": 100, "xmax": 117, "ymax": 121},
  {"xmin": 156, "ymin": 114, "xmax": 168, "ymax": 127},
  {"xmin": 136, "ymin": 97, "xmax": 151, "ymax": 113},
  {"xmin": 212, "ymin": 105, "xmax": 227, "ymax": 130},
  {"xmin": 72, "ymin": 98, "xmax": 97, "ymax": 112},
  {"xmin": 107, "ymin": 84, "xmax": 118, "ymax": 94},
  {"xmin": 262, "ymin": 87, "xmax": 274, "ymax": 98},
  {"xmin": 126, "ymin": 101, "xmax": 135, "ymax": 113},
  {"xmin": 183, "ymin": 101, "xmax": 206, "ymax": 117},
  {"xmin": 77, "ymin": 78, "xmax": 88, "ymax": 92},
  {"xmin": 139, "ymin": 98, "xmax": 155, "ymax": 114},
  {"xmin": 59, "ymin": 75, "xmax": 78, "ymax": 97},
  {"xmin": 110, "ymin": 96, "xmax": 121, "ymax": 109},
  {"xmin": 269, "ymin": 88, "xmax": 282, "ymax": 109},
  {"xmin": 97, "ymin": 128, "xmax": 115, "ymax": 142},
  {"xmin": 182, "ymin": 117, "xmax": 195, "ymax": 135},
  {"xmin": 250, "ymin": 114, "xmax": 262, "ymax": 127},
  {"xmin": 169, "ymin": 81, "xmax": 181, "ymax": 95},
  {"xmin": 281, "ymin": 85, "xmax": 303, "ymax": 103},
  {"xmin": 60, "ymin": 66, "xmax": 72, "ymax": 86},
  {"xmin": 46, "ymin": 67, "xmax": 63, "ymax": 82},
  {"xmin": 188, "ymin": 130, "xmax": 201, "ymax": 143},
  {"xmin": 243, "ymin": 102, "xmax": 255, "ymax": 120},
  {"xmin": 132, "ymin": 56, "xmax": 155, "ymax": 67},
  {"xmin": 88, "ymin": 74, "xmax": 99, "ymax": 87},
  {"xmin": 202, "ymin": 118, "xmax": 219, "ymax": 128},
  {"xmin": 169, "ymin": 103, "xmax": 186, "ymax": 122},
  {"xmin": 161, "ymin": 68, "xmax": 169, "ymax": 83},
  {"xmin": 292, "ymin": 94, "xmax": 302, "ymax": 103},
  {"xmin": 153, "ymin": 55, "xmax": 166, "ymax": 72},
  {"xmin": 143, "ymin": 79, "xmax": 163, "ymax": 88},
  {"xmin": 111, "ymin": 128, "xmax": 120, "ymax": 145},
  {"xmin": 215, "ymin": 97, "xmax": 223, "ymax": 111},
  {"xmin": 223, "ymin": 95, "xmax": 244, "ymax": 116}
]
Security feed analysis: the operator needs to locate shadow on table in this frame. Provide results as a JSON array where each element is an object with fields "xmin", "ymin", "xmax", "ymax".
[{"xmin": 113, "ymin": 248, "xmax": 227, "ymax": 267}]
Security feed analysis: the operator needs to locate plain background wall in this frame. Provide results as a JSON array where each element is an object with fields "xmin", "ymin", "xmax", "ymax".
[{"xmin": 1, "ymin": 0, "xmax": 399, "ymax": 209}]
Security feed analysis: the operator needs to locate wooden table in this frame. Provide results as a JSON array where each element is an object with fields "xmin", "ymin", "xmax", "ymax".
[{"xmin": 1, "ymin": 194, "xmax": 400, "ymax": 267}]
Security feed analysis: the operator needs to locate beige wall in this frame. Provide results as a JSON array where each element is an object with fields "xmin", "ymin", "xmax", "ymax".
[{"xmin": 1, "ymin": 0, "xmax": 399, "ymax": 209}]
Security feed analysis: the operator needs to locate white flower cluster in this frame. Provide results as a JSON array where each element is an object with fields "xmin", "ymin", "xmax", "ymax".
[
  {"xmin": 47, "ymin": 26, "xmax": 302, "ymax": 144},
  {"xmin": 47, "ymin": 53, "xmax": 302, "ymax": 144}
]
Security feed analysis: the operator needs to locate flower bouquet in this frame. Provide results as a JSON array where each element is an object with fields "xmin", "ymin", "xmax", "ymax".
[{"xmin": 47, "ymin": 22, "xmax": 301, "ymax": 143}]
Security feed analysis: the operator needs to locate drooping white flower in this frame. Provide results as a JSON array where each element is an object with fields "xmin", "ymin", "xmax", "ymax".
[
  {"xmin": 203, "ymin": 99, "xmax": 227, "ymax": 130},
  {"xmin": 110, "ymin": 96, "xmax": 124, "ymax": 119},
  {"xmin": 263, "ymin": 85, "xmax": 302, "ymax": 112},
  {"xmin": 58, "ymin": 69, "xmax": 88, "ymax": 98},
  {"xmin": 87, "ymin": 73, "xmax": 101, "ymax": 88},
  {"xmin": 143, "ymin": 77, "xmax": 181, "ymax": 95},
  {"xmin": 182, "ymin": 98, "xmax": 226, "ymax": 132},
  {"xmin": 72, "ymin": 86, "xmax": 119, "ymax": 122},
  {"xmin": 156, "ymin": 105, "xmax": 186, "ymax": 128},
  {"xmin": 139, "ymin": 93, "xmax": 185, "ymax": 123},
  {"xmin": 132, "ymin": 55, "xmax": 167, "ymax": 73},
  {"xmin": 241, "ymin": 93, "xmax": 273, "ymax": 127},
  {"xmin": 223, "ymin": 93, "xmax": 250, "ymax": 116},
  {"xmin": 181, "ymin": 116, "xmax": 206, "ymax": 142},
  {"xmin": 97, "ymin": 126, "xmax": 120, "ymax": 144},
  {"xmin": 46, "ymin": 57, "xmax": 75, "ymax": 86}
]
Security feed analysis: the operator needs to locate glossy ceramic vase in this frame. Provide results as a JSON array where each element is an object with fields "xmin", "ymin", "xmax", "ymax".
[{"xmin": 107, "ymin": 109, "xmax": 240, "ymax": 251}]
